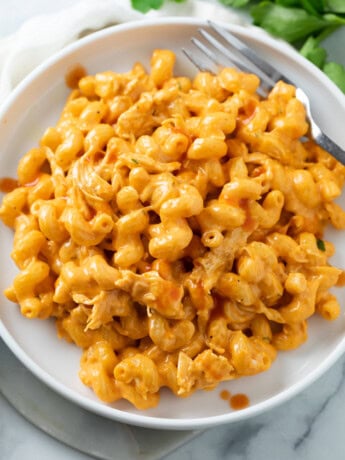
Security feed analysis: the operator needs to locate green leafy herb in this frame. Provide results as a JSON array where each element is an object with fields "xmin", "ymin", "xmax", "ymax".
[
  {"xmin": 131, "ymin": 0, "xmax": 163, "ymax": 13},
  {"xmin": 219, "ymin": 0, "xmax": 250, "ymax": 6},
  {"xmin": 131, "ymin": 0, "xmax": 185, "ymax": 13},
  {"xmin": 275, "ymin": 0, "xmax": 300, "ymax": 6},
  {"xmin": 130, "ymin": 0, "xmax": 345, "ymax": 93},
  {"xmin": 300, "ymin": 0, "xmax": 324, "ymax": 15},
  {"xmin": 251, "ymin": 3, "xmax": 329, "ymax": 43},
  {"xmin": 239, "ymin": 1, "xmax": 345, "ymax": 93},
  {"xmin": 300, "ymin": 36, "xmax": 327, "ymax": 67},
  {"xmin": 317, "ymin": 238, "xmax": 326, "ymax": 251},
  {"xmin": 323, "ymin": 62, "xmax": 345, "ymax": 92},
  {"xmin": 131, "ymin": 158, "xmax": 139, "ymax": 164},
  {"xmin": 324, "ymin": 0, "xmax": 345, "ymax": 13}
]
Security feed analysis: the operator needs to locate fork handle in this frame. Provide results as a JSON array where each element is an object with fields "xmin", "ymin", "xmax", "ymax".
[
  {"xmin": 316, "ymin": 132, "xmax": 345, "ymax": 166},
  {"xmin": 295, "ymin": 88, "xmax": 345, "ymax": 166}
]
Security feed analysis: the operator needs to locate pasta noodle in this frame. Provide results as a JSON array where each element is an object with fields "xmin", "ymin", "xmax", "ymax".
[{"xmin": 1, "ymin": 49, "xmax": 345, "ymax": 410}]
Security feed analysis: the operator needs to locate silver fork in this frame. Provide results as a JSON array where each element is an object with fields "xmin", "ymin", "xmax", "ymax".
[{"xmin": 182, "ymin": 21, "xmax": 345, "ymax": 166}]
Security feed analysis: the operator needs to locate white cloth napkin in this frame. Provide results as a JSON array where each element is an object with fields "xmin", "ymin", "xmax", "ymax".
[{"xmin": 0, "ymin": 0, "xmax": 246, "ymax": 102}]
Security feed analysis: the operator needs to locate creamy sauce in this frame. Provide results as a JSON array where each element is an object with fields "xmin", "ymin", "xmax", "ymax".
[{"xmin": 239, "ymin": 198, "xmax": 256, "ymax": 232}]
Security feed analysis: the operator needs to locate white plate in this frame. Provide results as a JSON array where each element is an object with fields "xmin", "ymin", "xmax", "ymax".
[
  {"xmin": 0, "ymin": 338, "xmax": 201, "ymax": 460},
  {"xmin": 1, "ymin": 18, "xmax": 345, "ymax": 430}
]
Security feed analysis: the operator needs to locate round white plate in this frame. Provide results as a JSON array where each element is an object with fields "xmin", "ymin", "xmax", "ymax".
[
  {"xmin": 0, "ymin": 18, "xmax": 345, "ymax": 430},
  {"xmin": 0, "ymin": 338, "xmax": 200, "ymax": 459}
]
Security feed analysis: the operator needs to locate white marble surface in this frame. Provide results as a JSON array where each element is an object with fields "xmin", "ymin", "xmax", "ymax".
[{"xmin": 1, "ymin": 1, "xmax": 345, "ymax": 459}]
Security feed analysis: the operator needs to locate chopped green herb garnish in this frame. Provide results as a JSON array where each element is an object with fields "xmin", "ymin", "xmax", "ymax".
[
  {"xmin": 317, "ymin": 238, "xmax": 326, "ymax": 251},
  {"xmin": 131, "ymin": 158, "xmax": 139, "ymax": 164}
]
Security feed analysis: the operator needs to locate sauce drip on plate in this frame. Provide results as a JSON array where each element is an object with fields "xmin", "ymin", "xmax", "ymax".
[
  {"xmin": 229, "ymin": 393, "xmax": 250, "ymax": 410},
  {"xmin": 220, "ymin": 389, "xmax": 250, "ymax": 410}
]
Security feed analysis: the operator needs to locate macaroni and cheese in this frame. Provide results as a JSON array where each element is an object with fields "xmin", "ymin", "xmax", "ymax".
[{"xmin": 1, "ymin": 49, "xmax": 345, "ymax": 410}]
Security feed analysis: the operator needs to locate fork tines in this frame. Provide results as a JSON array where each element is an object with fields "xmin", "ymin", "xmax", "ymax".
[
  {"xmin": 183, "ymin": 21, "xmax": 345, "ymax": 164},
  {"xmin": 184, "ymin": 20, "xmax": 288, "ymax": 93}
]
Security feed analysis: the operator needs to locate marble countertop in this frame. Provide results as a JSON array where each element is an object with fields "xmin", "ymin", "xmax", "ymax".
[{"xmin": 1, "ymin": 1, "xmax": 345, "ymax": 459}]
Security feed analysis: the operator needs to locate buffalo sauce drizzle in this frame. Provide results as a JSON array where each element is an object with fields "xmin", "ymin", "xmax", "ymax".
[
  {"xmin": 230, "ymin": 393, "xmax": 250, "ymax": 410},
  {"xmin": 220, "ymin": 389, "xmax": 231, "ymax": 401},
  {"xmin": 220, "ymin": 389, "xmax": 250, "ymax": 410}
]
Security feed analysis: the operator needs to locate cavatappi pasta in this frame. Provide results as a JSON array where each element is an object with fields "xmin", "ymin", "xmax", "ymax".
[{"xmin": 1, "ymin": 49, "xmax": 345, "ymax": 410}]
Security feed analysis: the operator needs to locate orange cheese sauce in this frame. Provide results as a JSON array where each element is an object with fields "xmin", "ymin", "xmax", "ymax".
[
  {"xmin": 0, "ymin": 177, "xmax": 18, "ymax": 193},
  {"xmin": 65, "ymin": 64, "xmax": 87, "ymax": 89}
]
